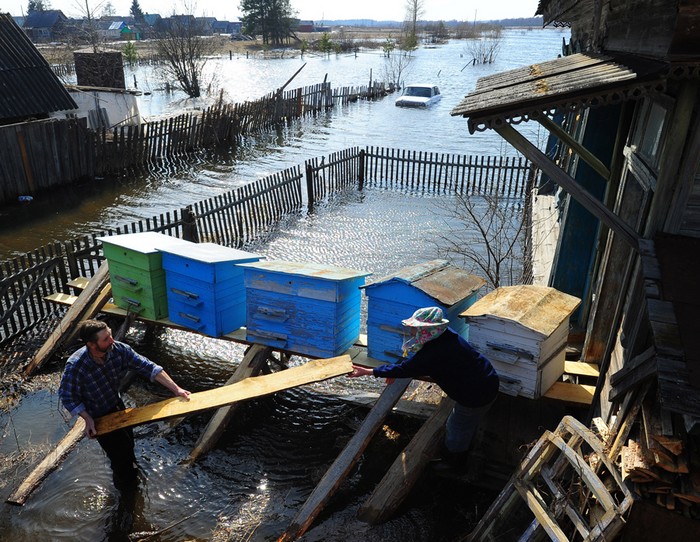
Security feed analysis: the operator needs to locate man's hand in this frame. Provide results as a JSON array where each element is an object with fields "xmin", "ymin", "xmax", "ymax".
[
  {"xmin": 174, "ymin": 387, "xmax": 191, "ymax": 400},
  {"xmin": 80, "ymin": 412, "xmax": 97, "ymax": 438}
]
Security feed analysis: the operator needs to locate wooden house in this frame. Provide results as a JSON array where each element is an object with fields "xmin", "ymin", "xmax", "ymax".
[
  {"xmin": 22, "ymin": 10, "xmax": 67, "ymax": 42},
  {"xmin": 451, "ymin": 0, "xmax": 700, "ymax": 537},
  {"xmin": 240, "ymin": 260, "xmax": 370, "ymax": 358},
  {"xmin": 361, "ymin": 259, "xmax": 485, "ymax": 363}
]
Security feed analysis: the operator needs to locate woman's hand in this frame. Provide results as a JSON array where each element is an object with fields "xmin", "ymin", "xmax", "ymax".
[{"xmin": 348, "ymin": 365, "xmax": 373, "ymax": 378}]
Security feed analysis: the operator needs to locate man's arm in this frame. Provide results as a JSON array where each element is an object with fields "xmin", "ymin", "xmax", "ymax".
[{"xmin": 154, "ymin": 370, "xmax": 191, "ymax": 400}]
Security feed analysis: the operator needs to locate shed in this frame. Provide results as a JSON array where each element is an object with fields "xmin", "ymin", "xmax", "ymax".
[
  {"xmin": 160, "ymin": 243, "xmax": 261, "ymax": 337},
  {"xmin": 98, "ymin": 232, "xmax": 192, "ymax": 321},
  {"xmin": 460, "ymin": 285, "xmax": 580, "ymax": 399},
  {"xmin": 361, "ymin": 260, "xmax": 486, "ymax": 363},
  {"xmin": 239, "ymin": 260, "xmax": 370, "ymax": 358}
]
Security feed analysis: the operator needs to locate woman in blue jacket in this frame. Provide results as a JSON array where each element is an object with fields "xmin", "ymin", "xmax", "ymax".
[{"xmin": 349, "ymin": 306, "xmax": 499, "ymax": 462}]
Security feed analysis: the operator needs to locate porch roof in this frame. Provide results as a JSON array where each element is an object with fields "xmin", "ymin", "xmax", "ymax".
[{"xmin": 450, "ymin": 52, "xmax": 668, "ymax": 133}]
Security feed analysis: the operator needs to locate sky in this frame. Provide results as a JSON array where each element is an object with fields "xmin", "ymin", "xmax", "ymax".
[{"xmin": 1, "ymin": 0, "xmax": 541, "ymax": 23}]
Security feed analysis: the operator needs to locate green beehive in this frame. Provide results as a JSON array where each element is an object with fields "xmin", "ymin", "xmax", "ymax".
[{"xmin": 98, "ymin": 232, "xmax": 192, "ymax": 320}]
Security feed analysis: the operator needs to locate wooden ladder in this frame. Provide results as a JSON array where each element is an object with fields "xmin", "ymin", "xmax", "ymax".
[{"xmin": 467, "ymin": 415, "xmax": 633, "ymax": 542}]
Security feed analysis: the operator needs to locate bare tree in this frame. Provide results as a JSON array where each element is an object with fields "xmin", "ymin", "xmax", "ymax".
[
  {"xmin": 155, "ymin": 13, "xmax": 217, "ymax": 98},
  {"xmin": 403, "ymin": 0, "xmax": 424, "ymax": 49},
  {"xmin": 433, "ymin": 193, "xmax": 527, "ymax": 290},
  {"xmin": 465, "ymin": 26, "xmax": 503, "ymax": 64},
  {"xmin": 382, "ymin": 48, "xmax": 413, "ymax": 89}
]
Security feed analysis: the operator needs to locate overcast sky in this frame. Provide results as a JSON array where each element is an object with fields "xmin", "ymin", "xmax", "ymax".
[{"xmin": 2, "ymin": 0, "xmax": 541, "ymax": 22}]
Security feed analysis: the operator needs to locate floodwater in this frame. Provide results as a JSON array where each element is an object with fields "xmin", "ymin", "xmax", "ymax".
[{"xmin": 1, "ymin": 29, "xmax": 568, "ymax": 541}]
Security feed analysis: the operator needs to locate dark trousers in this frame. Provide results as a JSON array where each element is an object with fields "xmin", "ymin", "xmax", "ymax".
[{"xmin": 96, "ymin": 403, "xmax": 138, "ymax": 491}]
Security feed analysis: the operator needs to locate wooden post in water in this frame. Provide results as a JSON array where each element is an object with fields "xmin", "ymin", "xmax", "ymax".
[
  {"xmin": 358, "ymin": 149, "xmax": 365, "ymax": 190},
  {"xmin": 305, "ymin": 162, "xmax": 315, "ymax": 212},
  {"xmin": 181, "ymin": 205, "xmax": 200, "ymax": 243}
]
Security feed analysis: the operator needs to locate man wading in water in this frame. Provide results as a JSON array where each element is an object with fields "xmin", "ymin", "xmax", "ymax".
[
  {"xmin": 59, "ymin": 319, "xmax": 191, "ymax": 490},
  {"xmin": 349, "ymin": 306, "xmax": 499, "ymax": 468}
]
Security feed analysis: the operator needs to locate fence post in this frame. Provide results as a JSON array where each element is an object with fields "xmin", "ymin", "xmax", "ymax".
[
  {"xmin": 358, "ymin": 149, "xmax": 365, "ymax": 191},
  {"xmin": 181, "ymin": 205, "xmax": 200, "ymax": 243},
  {"xmin": 305, "ymin": 162, "xmax": 315, "ymax": 212}
]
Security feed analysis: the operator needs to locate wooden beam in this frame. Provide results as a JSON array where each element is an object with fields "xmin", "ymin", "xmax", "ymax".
[
  {"xmin": 543, "ymin": 382, "xmax": 595, "ymax": 404},
  {"xmin": 537, "ymin": 115, "xmax": 611, "ymax": 181},
  {"xmin": 6, "ymin": 418, "xmax": 85, "ymax": 505},
  {"xmin": 187, "ymin": 345, "xmax": 272, "ymax": 463},
  {"xmin": 24, "ymin": 262, "xmax": 111, "ymax": 377},
  {"xmin": 94, "ymin": 355, "xmax": 353, "ymax": 436},
  {"xmin": 494, "ymin": 123, "xmax": 640, "ymax": 250},
  {"xmin": 357, "ymin": 397, "xmax": 455, "ymax": 525},
  {"xmin": 278, "ymin": 378, "xmax": 412, "ymax": 542}
]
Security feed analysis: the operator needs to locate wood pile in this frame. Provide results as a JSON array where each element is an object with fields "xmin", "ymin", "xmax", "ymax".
[{"xmin": 615, "ymin": 395, "xmax": 700, "ymax": 519}]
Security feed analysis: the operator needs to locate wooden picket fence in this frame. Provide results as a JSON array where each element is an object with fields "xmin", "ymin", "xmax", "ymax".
[
  {"xmin": 363, "ymin": 146, "xmax": 535, "ymax": 198},
  {"xmin": 0, "ymin": 146, "xmax": 537, "ymax": 365},
  {"xmin": 0, "ymin": 80, "xmax": 390, "ymax": 206}
]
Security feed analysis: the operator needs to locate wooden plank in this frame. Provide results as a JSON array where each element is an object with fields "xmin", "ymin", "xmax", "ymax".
[
  {"xmin": 6, "ymin": 418, "xmax": 86, "ymax": 505},
  {"xmin": 67, "ymin": 276, "xmax": 91, "ymax": 290},
  {"xmin": 278, "ymin": 378, "xmax": 412, "ymax": 542},
  {"xmin": 357, "ymin": 397, "xmax": 455, "ymax": 525},
  {"xmin": 564, "ymin": 360, "xmax": 599, "ymax": 378},
  {"xmin": 95, "ymin": 355, "xmax": 353, "ymax": 436},
  {"xmin": 543, "ymin": 382, "xmax": 595, "ymax": 404},
  {"xmin": 24, "ymin": 262, "xmax": 110, "ymax": 376},
  {"xmin": 187, "ymin": 345, "xmax": 272, "ymax": 463}
]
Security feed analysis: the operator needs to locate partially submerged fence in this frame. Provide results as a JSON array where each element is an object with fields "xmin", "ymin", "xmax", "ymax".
[
  {"xmin": 0, "ymin": 147, "xmax": 537, "ymax": 361},
  {"xmin": 0, "ymin": 80, "xmax": 388, "ymax": 206}
]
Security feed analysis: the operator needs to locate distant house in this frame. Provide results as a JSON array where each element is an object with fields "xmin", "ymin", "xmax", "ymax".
[
  {"xmin": 297, "ymin": 20, "xmax": 314, "ymax": 33},
  {"xmin": 213, "ymin": 20, "xmax": 242, "ymax": 35},
  {"xmin": 0, "ymin": 13, "xmax": 77, "ymax": 125},
  {"xmin": 12, "ymin": 16, "xmax": 24, "ymax": 28},
  {"xmin": 23, "ymin": 9, "xmax": 68, "ymax": 42},
  {"xmin": 143, "ymin": 13, "xmax": 162, "ymax": 28},
  {"xmin": 196, "ymin": 17, "xmax": 217, "ymax": 35}
]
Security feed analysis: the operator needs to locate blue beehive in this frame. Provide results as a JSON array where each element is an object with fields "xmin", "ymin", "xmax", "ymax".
[
  {"xmin": 239, "ymin": 260, "xmax": 370, "ymax": 358},
  {"xmin": 160, "ymin": 243, "xmax": 261, "ymax": 337},
  {"xmin": 361, "ymin": 260, "xmax": 486, "ymax": 363}
]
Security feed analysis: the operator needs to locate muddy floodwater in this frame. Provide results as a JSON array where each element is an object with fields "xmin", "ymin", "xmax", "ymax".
[{"xmin": 1, "ymin": 29, "xmax": 567, "ymax": 541}]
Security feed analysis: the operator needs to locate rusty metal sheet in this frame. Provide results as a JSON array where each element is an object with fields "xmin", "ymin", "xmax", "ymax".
[
  {"xmin": 460, "ymin": 285, "xmax": 580, "ymax": 337},
  {"xmin": 363, "ymin": 259, "xmax": 485, "ymax": 306}
]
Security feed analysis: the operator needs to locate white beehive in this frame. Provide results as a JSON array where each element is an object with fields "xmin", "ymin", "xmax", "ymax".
[{"xmin": 460, "ymin": 285, "xmax": 581, "ymax": 399}]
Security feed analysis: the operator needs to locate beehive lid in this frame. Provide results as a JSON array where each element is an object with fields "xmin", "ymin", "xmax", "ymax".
[
  {"xmin": 460, "ymin": 285, "xmax": 581, "ymax": 338},
  {"xmin": 97, "ymin": 232, "xmax": 190, "ymax": 253},
  {"xmin": 238, "ymin": 260, "xmax": 370, "ymax": 281},
  {"xmin": 362, "ymin": 259, "xmax": 485, "ymax": 306},
  {"xmin": 158, "ymin": 242, "xmax": 261, "ymax": 263}
]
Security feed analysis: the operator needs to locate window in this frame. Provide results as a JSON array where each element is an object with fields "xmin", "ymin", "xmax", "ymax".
[{"xmin": 630, "ymin": 98, "xmax": 670, "ymax": 171}]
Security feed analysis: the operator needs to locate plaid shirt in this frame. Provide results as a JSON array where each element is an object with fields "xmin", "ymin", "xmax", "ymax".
[{"xmin": 59, "ymin": 341, "xmax": 162, "ymax": 418}]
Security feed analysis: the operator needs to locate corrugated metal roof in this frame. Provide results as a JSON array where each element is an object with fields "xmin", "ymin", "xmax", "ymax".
[
  {"xmin": 450, "ymin": 52, "xmax": 667, "ymax": 133},
  {"xmin": 0, "ymin": 13, "xmax": 77, "ymax": 121},
  {"xmin": 363, "ymin": 259, "xmax": 486, "ymax": 306},
  {"xmin": 238, "ymin": 260, "xmax": 370, "ymax": 281},
  {"xmin": 460, "ymin": 285, "xmax": 580, "ymax": 338}
]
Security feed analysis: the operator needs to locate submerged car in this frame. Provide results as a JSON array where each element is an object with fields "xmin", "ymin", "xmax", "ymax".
[{"xmin": 395, "ymin": 84, "xmax": 442, "ymax": 108}]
